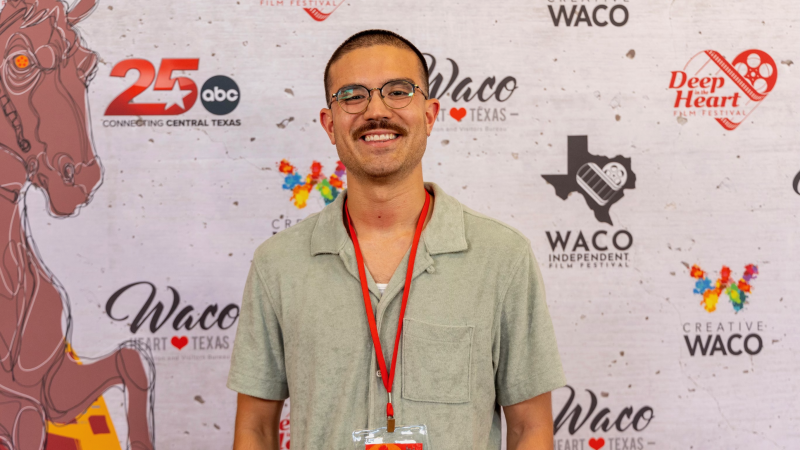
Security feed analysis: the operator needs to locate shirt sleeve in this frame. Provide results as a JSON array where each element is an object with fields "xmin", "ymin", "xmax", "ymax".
[
  {"xmin": 495, "ymin": 247, "xmax": 566, "ymax": 406},
  {"xmin": 227, "ymin": 261, "xmax": 290, "ymax": 400}
]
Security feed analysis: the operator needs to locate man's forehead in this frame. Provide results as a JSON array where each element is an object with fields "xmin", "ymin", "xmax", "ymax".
[{"xmin": 329, "ymin": 45, "xmax": 422, "ymax": 88}]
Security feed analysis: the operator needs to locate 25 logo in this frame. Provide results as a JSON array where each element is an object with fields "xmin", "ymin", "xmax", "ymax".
[{"xmin": 105, "ymin": 58, "xmax": 239, "ymax": 116}]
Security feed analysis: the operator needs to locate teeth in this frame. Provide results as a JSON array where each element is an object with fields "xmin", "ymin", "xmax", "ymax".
[{"xmin": 364, "ymin": 134, "xmax": 397, "ymax": 142}]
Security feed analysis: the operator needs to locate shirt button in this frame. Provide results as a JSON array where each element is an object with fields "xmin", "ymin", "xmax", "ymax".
[
  {"xmin": 377, "ymin": 370, "xmax": 382, "ymax": 378},
  {"xmin": 426, "ymin": 266, "xmax": 435, "ymax": 273}
]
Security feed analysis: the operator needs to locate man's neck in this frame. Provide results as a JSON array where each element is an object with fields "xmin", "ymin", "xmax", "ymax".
[{"xmin": 345, "ymin": 165, "xmax": 428, "ymax": 238}]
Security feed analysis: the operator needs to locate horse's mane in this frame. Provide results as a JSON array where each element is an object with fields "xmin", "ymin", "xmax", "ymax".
[{"xmin": 0, "ymin": 0, "xmax": 86, "ymax": 53}]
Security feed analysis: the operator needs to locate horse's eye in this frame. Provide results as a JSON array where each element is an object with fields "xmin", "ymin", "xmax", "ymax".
[{"xmin": 13, "ymin": 54, "xmax": 30, "ymax": 69}]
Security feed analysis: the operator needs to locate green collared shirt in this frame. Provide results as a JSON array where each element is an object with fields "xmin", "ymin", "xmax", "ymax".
[{"xmin": 228, "ymin": 182, "xmax": 565, "ymax": 449}]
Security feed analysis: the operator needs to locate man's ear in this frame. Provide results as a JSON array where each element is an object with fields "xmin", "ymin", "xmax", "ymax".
[
  {"xmin": 320, "ymin": 108, "xmax": 336, "ymax": 145},
  {"xmin": 424, "ymin": 98, "xmax": 441, "ymax": 137}
]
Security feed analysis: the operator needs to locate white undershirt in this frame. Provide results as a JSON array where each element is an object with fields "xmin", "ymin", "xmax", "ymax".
[{"xmin": 376, "ymin": 283, "xmax": 388, "ymax": 297}]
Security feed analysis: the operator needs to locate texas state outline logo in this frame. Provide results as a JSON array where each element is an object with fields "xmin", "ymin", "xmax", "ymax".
[
  {"xmin": 542, "ymin": 136, "xmax": 636, "ymax": 225},
  {"xmin": 668, "ymin": 49, "xmax": 778, "ymax": 130}
]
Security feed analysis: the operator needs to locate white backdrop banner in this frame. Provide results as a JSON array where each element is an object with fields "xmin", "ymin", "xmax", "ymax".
[{"xmin": 0, "ymin": 0, "xmax": 798, "ymax": 449}]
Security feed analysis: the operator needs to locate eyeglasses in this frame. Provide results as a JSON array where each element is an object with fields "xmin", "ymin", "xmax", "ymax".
[{"xmin": 329, "ymin": 79, "xmax": 428, "ymax": 114}]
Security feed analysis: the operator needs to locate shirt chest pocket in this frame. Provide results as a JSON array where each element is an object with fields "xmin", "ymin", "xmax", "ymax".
[{"xmin": 401, "ymin": 318, "xmax": 474, "ymax": 404}]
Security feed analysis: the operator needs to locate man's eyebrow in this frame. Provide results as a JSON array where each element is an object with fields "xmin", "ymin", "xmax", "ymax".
[{"xmin": 387, "ymin": 77, "xmax": 417, "ymax": 85}]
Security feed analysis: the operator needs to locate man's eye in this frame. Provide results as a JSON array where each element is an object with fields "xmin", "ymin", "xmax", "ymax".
[{"xmin": 343, "ymin": 94, "xmax": 365, "ymax": 101}]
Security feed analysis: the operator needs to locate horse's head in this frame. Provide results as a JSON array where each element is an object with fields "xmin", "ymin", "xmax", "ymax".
[{"xmin": 0, "ymin": 0, "xmax": 101, "ymax": 216}]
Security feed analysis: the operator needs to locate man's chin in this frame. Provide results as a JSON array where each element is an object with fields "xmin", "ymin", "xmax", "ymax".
[
  {"xmin": 339, "ymin": 137, "xmax": 423, "ymax": 181},
  {"xmin": 350, "ymin": 146, "xmax": 405, "ymax": 176},
  {"xmin": 360, "ymin": 164, "xmax": 404, "ymax": 179}
]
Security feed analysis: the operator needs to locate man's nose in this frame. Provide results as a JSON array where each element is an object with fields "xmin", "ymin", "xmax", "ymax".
[{"xmin": 362, "ymin": 89, "xmax": 394, "ymax": 120}]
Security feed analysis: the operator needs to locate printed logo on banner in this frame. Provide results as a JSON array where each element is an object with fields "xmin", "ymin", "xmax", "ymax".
[
  {"xmin": 103, "ymin": 58, "xmax": 242, "ymax": 128},
  {"xmin": 271, "ymin": 215, "xmax": 304, "ymax": 235},
  {"xmin": 690, "ymin": 264, "xmax": 758, "ymax": 313},
  {"xmin": 0, "ymin": 1, "xmax": 154, "ymax": 449},
  {"xmin": 424, "ymin": 54, "xmax": 519, "ymax": 134},
  {"xmin": 265, "ymin": 160, "xmax": 346, "ymax": 239},
  {"xmin": 200, "ymin": 75, "xmax": 241, "ymax": 115},
  {"xmin": 104, "ymin": 282, "xmax": 240, "ymax": 355},
  {"xmin": 547, "ymin": 1, "xmax": 630, "ymax": 27},
  {"xmin": 279, "ymin": 159, "xmax": 346, "ymax": 209},
  {"xmin": 279, "ymin": 415, "xmax": 291, "ymax": 449},
  {"xmin": 669, "ymin": 50, "xmax": 778, "ymax": 130},
  {"xmin": 681, "ymin": 263, "xmax": 766, "ymax": 357},
  {"xmin": 542, "ymin": 136, "xmax": 635, "ymax": 225},
  {"xmin": 541, "ymin": 136, "xmax": 634, "ymax": 270},
  {"xmin": 553, "ymin": 386, "xmax": 655, "ymax": 449},
  {"xmin": 259, "ymin": 0, "xmax": 344, "ymax": 22}
]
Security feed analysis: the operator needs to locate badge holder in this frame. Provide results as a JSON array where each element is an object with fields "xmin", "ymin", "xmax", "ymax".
[
  {"xmin": 346, "ymin": 194, "xmax": 432, "ymax": 450},
  {"xmin": 352, "ymin": 424, "xmax": 430, "ymax": 449}
]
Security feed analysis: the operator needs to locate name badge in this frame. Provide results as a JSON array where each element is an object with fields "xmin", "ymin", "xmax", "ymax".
[{"xmin": 353, "ymin": 424, "xmax": 430, "ymax": 449}]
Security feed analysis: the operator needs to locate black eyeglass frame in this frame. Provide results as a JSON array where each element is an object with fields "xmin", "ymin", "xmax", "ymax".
[{"xmin": 328, "ymin": 79, "xmax": 429, "ymax": 113}]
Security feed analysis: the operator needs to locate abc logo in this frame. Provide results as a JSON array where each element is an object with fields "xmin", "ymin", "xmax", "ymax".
[{"xmin": 201, "ymin": 75, "xmax": 240, "ymax": 115}]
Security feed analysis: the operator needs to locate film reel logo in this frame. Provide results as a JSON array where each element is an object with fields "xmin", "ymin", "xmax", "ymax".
[
  {"xmin": 732, "ymin": 51, "xmax": 777, "ymax": 96},
  {"xmin": 576, "ymin": 162, "xmax": 627, "ymax": 207},
  {"xmin": 669, "ymin": 49, "xmax": 778, "ymax": 130},
  {"xmin": 259, "ymin": 0, "xmax": 344, "ymax": 22},
  {"xmin": 303, "ymin": 1, "xmax": 343, "ymax": 21}
]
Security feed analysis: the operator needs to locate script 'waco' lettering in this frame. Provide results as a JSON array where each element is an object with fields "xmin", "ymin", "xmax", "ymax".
[
  {"xmin": 554, "ymin": 386, "xmax": 654, "ymax": 435},
  {"xmin": 106, "ymin": 281, "xmax": 240, "ymax": 333},
  {"xmin": 424, "ymin": 54, "xmax": 518, "ymax": 102}
]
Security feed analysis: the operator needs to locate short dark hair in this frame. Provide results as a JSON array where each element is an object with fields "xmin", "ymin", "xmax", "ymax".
[{"xmin": 324, "ymin": 29, "xmax": 429, "ymax": 103}]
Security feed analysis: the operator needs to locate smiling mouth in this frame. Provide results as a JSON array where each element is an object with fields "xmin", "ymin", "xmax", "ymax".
[{"xmin": 362, "ymin": 133, "xmax": 398, "ymax": 142}]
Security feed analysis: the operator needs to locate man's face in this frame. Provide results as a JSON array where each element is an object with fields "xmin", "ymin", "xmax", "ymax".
[{"xmin": 320, "ymin": 45, "xmax": 440, "ymax": 181}]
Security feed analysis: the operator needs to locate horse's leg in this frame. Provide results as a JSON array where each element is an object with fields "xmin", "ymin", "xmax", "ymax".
[
  {"xmin": 42, "ymin": 342, "xmax": 155, "ymax": 450},
  {"xmin": 0, "ymin": 388, "xmax": 46, "ymax": 450}
]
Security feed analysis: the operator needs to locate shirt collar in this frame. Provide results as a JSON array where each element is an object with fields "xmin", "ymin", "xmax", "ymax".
[{"xmin": 310, "ymin": 182, "xmax": 468, "ymax": 256}]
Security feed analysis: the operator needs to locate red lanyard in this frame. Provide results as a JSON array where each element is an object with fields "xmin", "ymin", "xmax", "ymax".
[{"xmin": 344, "ymin": 191, "xmax": 431, "ymax": 432}]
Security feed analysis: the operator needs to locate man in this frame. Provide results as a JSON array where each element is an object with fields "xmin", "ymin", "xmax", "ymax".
[{"xmin": 228, "ymin": 30, "xmax": 565, "ymax": 449}]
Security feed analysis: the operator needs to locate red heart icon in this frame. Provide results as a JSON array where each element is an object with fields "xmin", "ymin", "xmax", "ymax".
[
  {"xmin": 588, "ymin": 438, "xmax": 605, "ymax": 450},
  {"xmin": 171, "ymin": 336, "xmax": 188, "ymax": 350},
  {"xmin": 449, "ymin": 107, "xmax": 467, "ymax": 122}
]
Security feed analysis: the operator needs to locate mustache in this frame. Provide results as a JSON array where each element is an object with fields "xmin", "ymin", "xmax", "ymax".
[{"xmin": 351, "ymin": 120, "xmax": 408, "ymax": 141}]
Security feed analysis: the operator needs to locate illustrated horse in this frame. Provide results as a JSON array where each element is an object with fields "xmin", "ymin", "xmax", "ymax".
[{"xmin": 0, "ymin": 1, "xmax": 155, "ymax": 449}]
